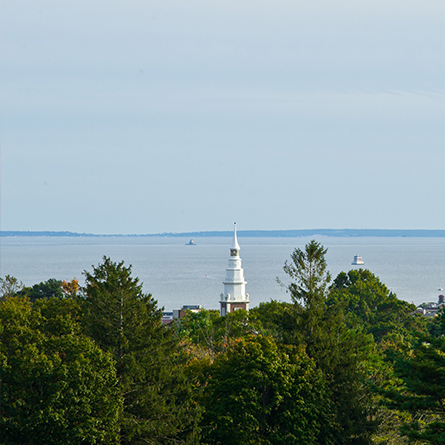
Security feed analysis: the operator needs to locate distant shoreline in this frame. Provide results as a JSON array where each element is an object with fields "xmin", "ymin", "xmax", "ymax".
[{"xmin": 2, "ymin": 229, "xmax": 445, "ymax": 238}]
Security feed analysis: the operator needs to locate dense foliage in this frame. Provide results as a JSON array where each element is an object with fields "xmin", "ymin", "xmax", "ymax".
[
  {"xmin": 199, "ymin": 335, "xmax": 332, "ymax": 445},
  {"xmin": 0, "ymin": 297, "xmax": 120, "ymax": 445},
  {"xmin": 329, "ymin": 269, "xmax": 425, "ymax": 342},
  {"xmin": 0, "ymin": 242, "xmax": 440, "ymax": 444},
  {"xmin": 82, "ymin": 257, "xmax": 201, "ymax": 444},
  {"xmin": 277, "ymin": 241, "xmax": 378, "ymax": 444}
]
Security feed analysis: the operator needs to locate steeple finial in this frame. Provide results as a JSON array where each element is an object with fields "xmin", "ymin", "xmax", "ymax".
[{"xmin": 232, "ymin": 222, "xmax": 240, "ymax": 250}]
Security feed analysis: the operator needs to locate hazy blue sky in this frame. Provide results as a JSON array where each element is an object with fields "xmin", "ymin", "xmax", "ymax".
[{"xmin": 1, "ymin": 0, "xmax": 444, "ymax": 234}]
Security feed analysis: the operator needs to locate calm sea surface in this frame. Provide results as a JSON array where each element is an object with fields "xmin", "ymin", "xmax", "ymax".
[{"xmin": 1, "ymin": 236, "xmax": 444, "ymax": 311}]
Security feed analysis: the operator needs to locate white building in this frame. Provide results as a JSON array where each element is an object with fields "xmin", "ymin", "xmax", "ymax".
[{"xmin": 219, "ymin": 223, "xmax": 250, "ymax": 316}]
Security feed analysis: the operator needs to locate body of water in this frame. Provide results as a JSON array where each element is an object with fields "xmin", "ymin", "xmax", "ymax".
[{"xmin": 1, "ymin": 236, "xmax": 444, "ymax": 311}]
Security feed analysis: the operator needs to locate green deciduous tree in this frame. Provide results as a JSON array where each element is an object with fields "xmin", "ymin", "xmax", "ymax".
[
  {"xmin": 177, "ymin": 309, "xmax": 220, "ymax": 359},
  {"xmin": 82, "ymin": 257, "xmax": 201, "ymax": 444},
  {"xmin": 200, "ymin": 335, "xmax": 332, "ymax": 445},
  {"xmin": 0, "ymin": 296, "xmax": 121, "ymax": 445},
  {"xmin": 329, "ymin": 269, "xmax": 425, "ymax": 342},
  {"xmin": 178, "ymin": 308, "xmax": 259, "ymax": 360},
  {"xmin": 249, "ymin": 300, "xmax": 293, "ymax": 342}
]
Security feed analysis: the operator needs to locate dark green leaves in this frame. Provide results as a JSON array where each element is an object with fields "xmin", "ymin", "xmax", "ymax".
[
  {"xmin": 329, "ymin": 269, "xmax": 425, "ymax": 342},
  {"xmin": 82, "ymin": 257, "xmax": 201, "ymax": 444},
  {"xmin": 0, "ymin": 297, "xmax": 121, "ymax": 445},
  {"xmin": 279, "ymin": 241, "xmax": 378, "ymax": 445},
  {"xmin": 200, "ymin": 335, "xmax": 331, "ymax": 445},
  {"xmin": 384, "ymin": 334, "xmax": 445, "ymax": 444}
]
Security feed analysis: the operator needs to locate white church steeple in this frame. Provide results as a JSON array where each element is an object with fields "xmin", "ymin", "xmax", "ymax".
[{"xmin": 220, "ymin": 223, "xmax": 250, "ymax": 316}]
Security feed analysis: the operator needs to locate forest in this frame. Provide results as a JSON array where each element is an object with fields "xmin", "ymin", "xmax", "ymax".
[{"xmin": 0, "ymin": 240, "xmax": 444, "ymax": 445}]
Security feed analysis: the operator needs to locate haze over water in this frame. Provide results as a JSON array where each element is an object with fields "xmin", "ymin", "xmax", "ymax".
[{"xmin": 1, "ymin": 236, "xmax": 444, "ymax": 311}]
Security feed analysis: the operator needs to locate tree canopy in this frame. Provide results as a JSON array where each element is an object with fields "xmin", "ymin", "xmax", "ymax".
[
  {"xmin": 199, "ymin": 335, "xmax": 332, "ymax": 445},
  {"xmin": 82, "ymin": 256, "xmax": 201, "ymax": 444},
  {"xmin": 0, "ymin": 240, "xmax": 440, "ymax": 445},
  {"xmin": 329, "ymin": 268, "xmax": 424, "ymax": 342},
  {"xmin": 278, "ymin": 241, "xmax": 378, "ymax": 445},
  {"xmin": 0, "ymin": 296, "xmax": 121, "ymax": 445},
  {"xmin": 383, "ymin": 333, "xmax": 445, "ymax": 444}
]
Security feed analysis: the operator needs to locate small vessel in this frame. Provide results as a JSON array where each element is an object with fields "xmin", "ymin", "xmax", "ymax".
[
  {"xmin": 351, "ymin": 254, "xmax": 364, "ymax": 265},
  {"xmin": 186, "ymin": 239, "xmax": 196, "ymax": 246}
]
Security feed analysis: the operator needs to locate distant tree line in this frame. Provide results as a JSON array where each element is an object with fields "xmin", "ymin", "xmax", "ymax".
[
  {"xmin": 4, "ymin": 228, "xmax": 445, "ymax": 237},
  {"xmin": 0, "ymin": 241, "xmax": 443, "ymax": 444}
]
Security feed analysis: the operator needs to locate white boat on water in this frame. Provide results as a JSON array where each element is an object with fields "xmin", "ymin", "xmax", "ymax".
[
  {"xmin": 351, "ymin": 254, "xmax": 364, "ymax": 265},
  {"xmin": 186, "ymin": 239, "xmax": 196, "ymax": 246}
]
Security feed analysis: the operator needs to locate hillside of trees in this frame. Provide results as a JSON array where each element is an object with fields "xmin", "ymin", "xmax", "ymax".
[{"xmin": 0, "ymin": 241, "xmax": 444, "ymax": 444}]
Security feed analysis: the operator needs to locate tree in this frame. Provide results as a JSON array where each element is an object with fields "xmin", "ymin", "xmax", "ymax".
[
  {"xmin": 329, "ymin": 269, "xmax": 425, "ymax": 342},
  {"xmin": 19, "ymin": 278, "xmax": 64, "ymax": 302},
  {"xmin": 199, "ymin": 335, "xmax": 333, "ymax": 445},
  {"xmin": 249, "ymin": 300, "xmax": 293, "ymax": 342},
  {"xmin": 428, "ymin": 306, "xmax": 445, "ymax": 337},
  {"xmin": 328, "ymin": 269, "xmax": 431, "ymax": 444},
  {"xmin": 61, "ymin": 278, "xmax": 79, "ymax": 297},
  {"xmin": 383, "ymin": 333, "xmax": 445, "ymax": 444},
  {"xmin": 282, "ymin": 240, "xmax": 331, "ymax": 306},
  {"xmin": 177, "ymin": 309, "xmax": 220, "ymax": 359},
  {"xmin": 0, "ymin": 296, "xmax": 121, "ymax": 445},
  {"xmin": 34, "ymin": 294, "xmax": 84, "ymax": 335},
  {"xmin": 82, "ymin": 257, "xmax": 201, "ymax": 444},
  {"xmin": 0, "ymin": 275, "xmax": 24, "ymax": 300},
  {"xmin": 178, "ymin": 308, "xmax": 261, "ymax": 361},
  {"xmin": 279, "ymin": 240, "xmax": 378, "ymax": 445}
]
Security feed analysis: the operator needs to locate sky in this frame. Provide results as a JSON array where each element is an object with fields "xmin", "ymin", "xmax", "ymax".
[{"xmin": 1, "ymin": 0, "xmax": 445, "ymax": 234}]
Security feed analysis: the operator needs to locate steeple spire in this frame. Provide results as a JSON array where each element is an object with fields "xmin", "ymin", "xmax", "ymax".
[
  {"xmin": 230, "ymin": 222, "xmax": 240, "ymax": 257},
  {"xmin": 220, "ymin": 223, "xmax": 250, "ymax": 316}
]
